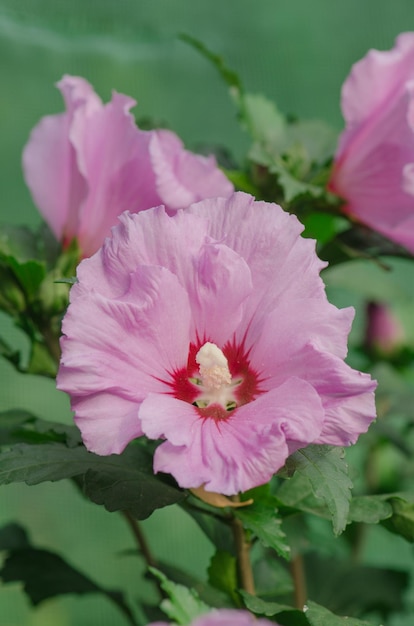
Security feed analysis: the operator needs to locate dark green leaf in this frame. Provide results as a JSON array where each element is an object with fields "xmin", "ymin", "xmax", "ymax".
[
  {"xmin": 0, "ymin": 409, "xmax": 81, "ymax": 447},
  {"xmin": 207, "ymin": 550, "xmax": 238, "ymax": 604},
  {"xmin": 319, "ymin": 226, "xmax": 413, "ymax": 267},
  {"xmin": 253, "ymin": 552, "xmax": 294, "ymax": 598},
  {"xmin": 0, "ymin": 263, "xmax": 26, "ymax": 315},
  {"xmin": 150, "ymin": 567, "xmax": 210, "ymax": 625},
  {"xmin": 0, "ymin": 544, "xmax": 137, "ymax": 625},
  {"xmin": 305, "ymin": 553, "xmax": 408, "ymax": 618},
  {"xmin": 0, "ymin": 522, "xmax": 30, "ymax": 550},
  {"xmin": 181, "ymin": 498, "xmax": 234, "ymax": 554},
  {"xmin": 0, "ymin": 441, "xmax": 184, "ymax": 519},
  {"xmin": 304, "ymin": 601, "xmax": 375, "ymax": 626},
  {"xmin": 235, "ymin": 493, "xmax": 290, "ymax": 559},
  {"xmin": 384, "ymin": 497, "xmax": 414, "ymax": 542},
  {"xmin": 4, "ymin": 256, "xmax": 46, "ymax": 300}
]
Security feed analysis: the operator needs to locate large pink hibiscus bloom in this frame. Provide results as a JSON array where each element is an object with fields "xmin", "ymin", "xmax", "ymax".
[
  {"xmin": 57, "ymin": 193, "xmax": 376, "ymax": 495},
  {"xmin": 329, "ymin": 32, "xmax": 414, "ymax": 253},
  {"xmin": 150, "ymin": 609, "xmax": 278, "ymax": 625},
  {"xmin": 22, "ymin": 75, "xmax": 233, "ymax": 257}
]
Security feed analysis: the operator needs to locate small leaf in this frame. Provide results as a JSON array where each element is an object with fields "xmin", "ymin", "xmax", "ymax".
[
  {"xmin": 286, "ymin": 446, "xmax": 353, "ymax": 535},
  {"xmin": 207, "ymin": 550, "xmax": 238, "ymax": 604},
  {"xmin": 157, "ymin": 561, "xmax": 232, "ymax": 609},
  {"xmin": 348, "ymin": 496, "xmax": 393, "ymax": 525},
  {"xmin": 235, "ymin": 495, "xmax": 290, "ymax": 559},
  {"xmin": 241, "ymin": 592, "xmax": 308, "ymax": 625},
  {"xmin": 304, "ymin": 601, "xmax": 376, "ymax": 626},
  {"xmin": 384, "ymin": 497, "xmax": 414, "ymax": 542},
  {"xmin": 150, "ymin": 567, "xmax": 210, "ymax": 625},
  {"xmin": 4, "ymin": 256, "xmax": 46, "ymax": 300}
]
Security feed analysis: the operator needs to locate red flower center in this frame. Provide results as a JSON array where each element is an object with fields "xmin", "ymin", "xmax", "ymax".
[{"xmin": 169, "ymin": 339, "xmax": 263, "ymax": 420}]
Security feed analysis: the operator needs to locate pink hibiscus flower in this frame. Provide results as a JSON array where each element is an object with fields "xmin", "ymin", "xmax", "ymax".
[
  {"xmin": 57, "ymin": 193, "xmax": 376, "ymax": 495},
  {"xmin": 22, "ymin": 75, "xmax": 233, "ymax": 257},
  {"xmin": 150, "ymin": 609, "xmax": 278, "ymax": 625},
  {"xmin": 329, "ymin": 32, "xmax": 414, "ymax": 253}
]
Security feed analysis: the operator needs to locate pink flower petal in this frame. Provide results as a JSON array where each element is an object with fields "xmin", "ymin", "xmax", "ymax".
[
  {"xmin": 330, "ymin": 33, "xmax": 414, "ymax": 252},
  {"xmin": 71, "ymin": 93, "xmax": 161, "ymax": 256},
  {"xmin": 58, "ymin": 264, "xmax": 191, "ymax": 454},
  {"xmin": 150, "ymin": 129, "xmax": 234, "ymax": 209},
  {"xmin": 144, "ymin": 378, "xmax": 324, "ymax": 494},
  {"xmin": 22, "ymin": 75, "xmax": 100, "ymax": 240},
  {"xmin": 187, "ymin": 193, "xmax": 327, "ymax": 338}
]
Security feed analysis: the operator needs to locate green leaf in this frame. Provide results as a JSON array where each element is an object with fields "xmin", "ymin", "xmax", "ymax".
[
  {"xmin": 4, "ymin": 256, "xmax": 46, "ymax": 300},
  {"xmin": 0, "ymin": 523, "xmax": 138, "ymax": 625},
  {"xmin": 26, "ymin": 339, "xmax": 58, "ymax": 377},
  {"xmin": 319, "ymin": 226, "xmax": 413, "ymax": 267},
  {"xmin": 304, "ymin": 601, "xmax": 375, "ymax": 626},
  {"xmin": 240, "ymin": 591, "xmax": 293, "ymax": 616},
  {"xmin": 235, "ymin": 492, "xmax": 290, "ymax": 559},
  {"xmin": 0, "ymin": 441, "xmax": 184, "ymax": 519},
  {"xmin": 207, "ymin": 550, "xmax": 238, "ymax": 604},
  {"xmin": 305, "ymin": 553, "xmax": 408, "ymax": 618},
  {"xmin": 384, "ymin": 497, "xmax": 414, "ymax": 542},
  {"xmin": 241, "ymin": 592, "xmax": 309, "ymax": 625},
  {"xmin": 181, "ymin": 497, "xmax": 234, "ymax": 554},
  {"xmin": 285, "ymin": 446, "xmax": 353, "ymax": 535},
  {"xmin": 0, "ymin": 522, "xmax": 30, "ymax": 550},
  {"xmin": 156, "ymin": 562, "xmax": 233, "ymax": 609},
  {"xmin": 0, "ymin": 263, "xmax": 26, "ymax": 315},
  {"xmin": 348, "ymin": 496, "xmax": 393, "ymax": 525},
  {"xmin": 150, "ymin": 567, "xmax": 210, "ymax": 625},
  {"xmin": 0, "ymin": 409, "xmax": 81, "ymax": 447}
]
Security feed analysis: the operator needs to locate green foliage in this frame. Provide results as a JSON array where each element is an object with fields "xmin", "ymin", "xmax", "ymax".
[
  {"xmin": 280, "ymin": 446, "xmax": 353, "ymax": 535},
  {"xmin": 0, "ymin": 522, "xmax": 138, "ymax": 625},
  {"xmin": 305, "ymin": 553, "xmax": 408, "ymax": 620},
  {"xmin": 0, "ymin": 223, "xmax": 80, "ymax": 377},
  {"xmin": 384, "ymin": 496, "xmax": 414, "ymax": 542},
  {"xmin": 235, "ymin": 487, "xmax": 290, "ymax": 559},
  {"xmin": 304, "ymin": 601, "xmax": 375, "ymax": 626},
  {"xmin": 150, "ymin": 568, "xmax": 210, "ymax": 624},
  {"xmin": 207, "ymin": 550, "xmax": 238, "ymax": 604},
  {"xmin": 348, "ymin": 496, "xmax": 393, "ymax": 525},
  {"xmin": 0, "ymin": 439, "xmax": 185, "ymax": 519}
]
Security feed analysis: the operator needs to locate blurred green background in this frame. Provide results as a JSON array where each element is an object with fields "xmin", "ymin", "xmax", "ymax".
[{"xmin": 1, "ymin": 1, "xmax": 414, "ymax": 624}]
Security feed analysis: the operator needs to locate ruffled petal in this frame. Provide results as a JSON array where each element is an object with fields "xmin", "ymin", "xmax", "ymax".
[
  {"xmin": 249, "ymin": 298, "xmax": 355, "ymax": 379},
  {"xmin": 150, "ymin": 129, "xmax": 234, "ymax": 209},
  {"xmin": 188, "ymin": 240, "xmax": 253, "ymax": 344},
  {"xmin": 187, "ymin": 193, "xmax": 327, "ymax": 337},
  {"xmin": 58, "ymin": 265, "xmax": 191, "ymax": 453},
  {"xmin": 148, "ymin": 378, "xmax": 324, "ymax": 495}
]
